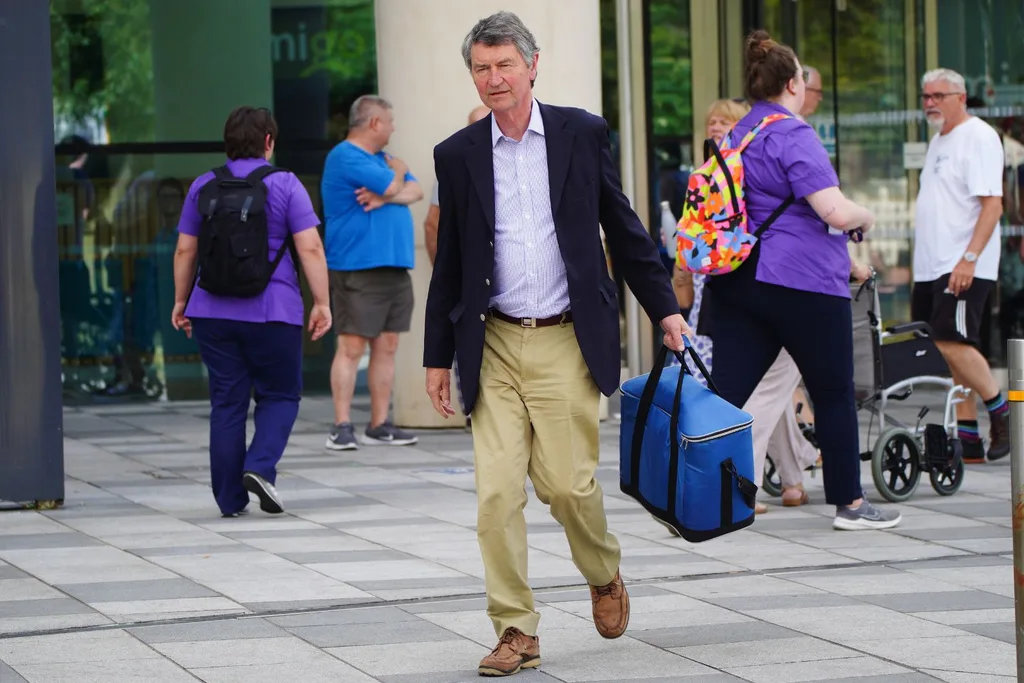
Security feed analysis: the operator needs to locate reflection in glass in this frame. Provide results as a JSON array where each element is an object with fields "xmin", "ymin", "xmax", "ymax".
[{"xmin": 50, "ymin": 0, "xmax": 377, "ymax": 403}]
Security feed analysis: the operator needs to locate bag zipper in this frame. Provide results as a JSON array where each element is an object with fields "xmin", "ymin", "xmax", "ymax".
[
  {"xmin": 621, "ymin": 389, "xmax": 752, "ymax": 447},
  {"xmin": 680, "ymin": 420, "xmax": 752, "ymax": 449}
]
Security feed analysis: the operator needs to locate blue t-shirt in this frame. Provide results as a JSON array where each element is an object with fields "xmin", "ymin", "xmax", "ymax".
[{"xmin": 322, "ymin": 141, "xmax": 417, "ymax": 271}]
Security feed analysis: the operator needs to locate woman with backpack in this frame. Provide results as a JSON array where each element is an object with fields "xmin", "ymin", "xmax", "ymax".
[
  {"xmin": 171, "ymin": 106, "xmax": 332, "ymax": 518},
  {"xmin": 669, "ymin": 99, "xmax": 824, "ymax": 517},
  {"xmin": 702, "ymin": 31, "xmax": 901, "ymax": 531}
]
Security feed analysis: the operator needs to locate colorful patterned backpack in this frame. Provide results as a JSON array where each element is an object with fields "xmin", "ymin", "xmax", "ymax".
[{"xmin": 675, "ymin": 113, "xmax": 794, "ymax": 275}]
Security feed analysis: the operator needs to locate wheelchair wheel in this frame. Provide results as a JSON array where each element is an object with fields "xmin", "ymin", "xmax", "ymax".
[
  {"xmin": 929, "ymin": 442, "xmax": 965, "ymax": 496},
  {"xmin": 871, "ymin": 428, "xmax": 921, "ymax": 502},
  {"xmin": 762, "ymin": 455, "xmax": 783, "ymax": 497}
]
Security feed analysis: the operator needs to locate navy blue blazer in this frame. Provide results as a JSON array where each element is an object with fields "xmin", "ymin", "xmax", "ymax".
[{"xmin": 423, "ymin": 103, "xmax": 678, "ymax": 413}]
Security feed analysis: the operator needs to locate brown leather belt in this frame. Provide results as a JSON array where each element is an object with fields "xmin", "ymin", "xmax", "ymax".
[{"xmin": 489, "ymin": 309, "xmax": 573, "ymax": 328}]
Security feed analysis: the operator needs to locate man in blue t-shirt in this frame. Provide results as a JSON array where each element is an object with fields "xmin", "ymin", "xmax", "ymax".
[{"xmin": 322, "ymin": 95, "xmax": 423, "ymax": 450}]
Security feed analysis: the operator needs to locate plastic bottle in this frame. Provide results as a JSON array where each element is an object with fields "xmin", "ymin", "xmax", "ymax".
[{"xmin": 660, "ymin": 201, "xmax": 677, "ymax": 251}]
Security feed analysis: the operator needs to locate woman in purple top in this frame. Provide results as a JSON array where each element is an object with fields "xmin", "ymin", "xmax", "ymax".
[
  {"xmin": 708, "ymin": 32, "xmax": 900, "ymax": 531},
  {"xmin": 171, "ymin": 107, "xmax": 332, "ymax": 518}
]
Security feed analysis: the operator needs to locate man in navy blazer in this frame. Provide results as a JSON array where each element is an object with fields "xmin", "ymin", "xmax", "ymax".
[{"xmin": 423, "ymin": 11, "xmax": 690, "ymax": 677}]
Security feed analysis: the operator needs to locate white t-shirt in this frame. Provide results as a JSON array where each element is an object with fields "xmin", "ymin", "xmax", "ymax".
[
  {"xmin": 430, "ymin": 180, "xmax": 439, "ymax": 207},
  {"xmin": 913, "ymin": 116, "xmax": 1004, "ymax": 282}
]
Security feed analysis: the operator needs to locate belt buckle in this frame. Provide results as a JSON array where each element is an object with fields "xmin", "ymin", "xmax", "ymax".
[{"xmin": 521, "ymin": 317, "xmax": 537, "ymax": 328}]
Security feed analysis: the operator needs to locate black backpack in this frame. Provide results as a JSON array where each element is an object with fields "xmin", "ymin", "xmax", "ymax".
[{"xmin": 195, "ymin": 165, "xmax": 294, "ymax": 297}]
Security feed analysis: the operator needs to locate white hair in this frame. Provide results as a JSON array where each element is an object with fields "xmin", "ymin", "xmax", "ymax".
[
  {"xmin": 922, "ymin": 68, "xmax": 966, "ymax": 93},
  {"xmin": 462, "ymin": 11, "xmax": 539, "ymax": 71},
  {"xmin": 348, "ymin": 95, "xmax": 392, "ymax": 129}
]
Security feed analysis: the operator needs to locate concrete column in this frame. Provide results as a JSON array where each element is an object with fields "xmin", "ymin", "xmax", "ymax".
[
  {"xmin": 0, "ymin": 0, "xmax": 65, "ymax": 505},
  {"xmin": 374, "ymin": 0, "xmax": 603, "ymax": 428}
]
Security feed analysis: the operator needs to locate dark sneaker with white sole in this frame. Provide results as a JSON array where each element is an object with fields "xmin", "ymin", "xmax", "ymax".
[
  {"xmin": 832, "ymin": 500, "xmax": 900, "ymax": 531},
  {"xmin": 242, "ymin": 472, "xmax": 284, "ymax": 514},
  {"xmin": 361, "ymin": 421, "xmax": 418, "ymax": 446},
  {"xmin": 326, "ymin": 422, "xmax": 358, "ymax": 451}
]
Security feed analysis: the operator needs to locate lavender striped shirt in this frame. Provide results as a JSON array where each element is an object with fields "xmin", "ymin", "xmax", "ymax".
[{"xmin": 488, "ymin": 98, "xmax": 570, "ymax": 318}]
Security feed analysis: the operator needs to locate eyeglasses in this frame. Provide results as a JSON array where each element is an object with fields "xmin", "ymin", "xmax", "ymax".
[{"xmin": 920, "ymin": 92, "xmax": 963, "ymax": 104}]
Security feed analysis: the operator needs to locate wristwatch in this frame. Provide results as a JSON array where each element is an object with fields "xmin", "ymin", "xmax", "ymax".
[{"xmin": 963, "ymin": 251, "xmax": 978, "ymax": 263}]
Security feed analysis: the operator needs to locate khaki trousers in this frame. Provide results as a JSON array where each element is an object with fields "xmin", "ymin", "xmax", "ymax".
[
  {"xmin": 472, "ymin": 315, "xmax": 620, "ymax": 637},
  {"xmin": 745, "ymin": 349, "xmax": 820, "ymax": 490}
]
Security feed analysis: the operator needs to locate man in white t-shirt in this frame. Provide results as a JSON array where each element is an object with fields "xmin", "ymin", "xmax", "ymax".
[{"xmin": 912, "ymin": 68, "xmax": 1007, "ymax": 463}]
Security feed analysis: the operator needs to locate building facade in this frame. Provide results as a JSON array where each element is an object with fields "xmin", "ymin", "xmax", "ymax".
[{"xmin": 46, "ymin": 0, "xmax": 1024, "ymax": 426}]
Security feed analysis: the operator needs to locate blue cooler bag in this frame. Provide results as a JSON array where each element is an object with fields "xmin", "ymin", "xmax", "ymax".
[{"xmin": 619, "ymin": 342, "xmax": 758, "ymax": 542}]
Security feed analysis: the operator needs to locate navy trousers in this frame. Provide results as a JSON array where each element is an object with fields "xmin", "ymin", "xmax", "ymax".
[
  {"xmin": 191, "ymin": 318, "xmax": 303, "ymax": 515},
  {"xmin": 707, "ymin": 249, "xmax": 863, "ymax": 507}
]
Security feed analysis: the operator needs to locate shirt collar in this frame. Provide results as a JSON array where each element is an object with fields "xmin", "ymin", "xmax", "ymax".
[{"xmin": 491, "ymin": 97, "xmax": 544, "ymax": 147}]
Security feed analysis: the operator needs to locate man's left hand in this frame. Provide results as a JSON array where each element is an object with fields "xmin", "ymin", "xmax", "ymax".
[
  {"xmin": 355, "ymin": 187, "xmax": 386, "ymax": 211},
  {"xmin": 659, "ymin": 313, "xmax": 693, "ymax": 352},
  {"xmin": 948, "ymin": 258, "xmax": 975, "ymax": 296}
]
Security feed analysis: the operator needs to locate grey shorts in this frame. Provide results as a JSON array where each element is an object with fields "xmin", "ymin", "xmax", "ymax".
[{"xmin": 330, "ymin": 268, "xmax": 414, "ymax": 338}]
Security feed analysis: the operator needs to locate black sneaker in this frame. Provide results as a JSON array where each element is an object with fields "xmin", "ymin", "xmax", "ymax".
[
  {"xmin": 961, "ymin": 439, "xmax": 986, "ymax": 464},
  {"xmin": 242, "ymin": 472, "xmax": 284, "ymax": 514},
  {"xmin": 832, "ymin": 500, "xmax": 901, "ymax": 531},
  {"xmin": 362, "ymin": 421, "xmax": 418, "ymax": 446},
  {"xmin": 326, "ymin": 422, "xmax": 358, "ymax": 451},
  {"xmin": 988, "ymin": 411, "xmax": 1010, "ymax": 461}
]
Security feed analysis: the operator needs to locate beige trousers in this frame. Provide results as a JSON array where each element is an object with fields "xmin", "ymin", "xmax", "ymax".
[
  {"xmin": 745, "ymin": 349, "xmax": 820, "ymax": 491},
  {"xmin": 472, "ymin": 316, "xmax": 620, "ymax": 637}
]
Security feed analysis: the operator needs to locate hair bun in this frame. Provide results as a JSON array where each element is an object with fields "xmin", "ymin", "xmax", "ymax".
[{"xmin": 745, "ymin": 29, "xmax": 774, "ymax": 63}]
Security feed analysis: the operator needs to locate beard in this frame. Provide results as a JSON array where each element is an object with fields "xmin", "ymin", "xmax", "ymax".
[{"xmin": 925, "ymin": 112, "xmax": 945, "ymax": 131}]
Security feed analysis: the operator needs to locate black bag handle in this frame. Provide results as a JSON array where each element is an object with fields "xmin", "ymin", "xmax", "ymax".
[{"xmin": 629, "ymin": 340, "xmax": 718, "ymax": 493}]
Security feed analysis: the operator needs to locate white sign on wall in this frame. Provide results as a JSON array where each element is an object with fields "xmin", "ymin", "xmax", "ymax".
[{"xmin": 903, "ymin": 141, "xmax": 928, "ymax": 170}]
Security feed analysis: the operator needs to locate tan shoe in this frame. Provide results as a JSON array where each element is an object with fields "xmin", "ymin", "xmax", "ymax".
[
  {"xmin": 478, "ymin": 627, "xmax": 540, "ymax": 677},
  {"xmin": 590, "ymin": 569, "xmax": 629, "ymax": 638}
]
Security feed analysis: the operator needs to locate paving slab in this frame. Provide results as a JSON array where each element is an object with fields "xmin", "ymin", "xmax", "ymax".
[{"xmin": 0, "ymin": 395, "xmax": 1016, "ymax": 681}]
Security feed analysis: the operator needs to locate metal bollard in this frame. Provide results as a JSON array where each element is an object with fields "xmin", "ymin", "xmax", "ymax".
[{"xmin": 1008, "ymin": 339, "xmax": 1024, "ymax": 680}]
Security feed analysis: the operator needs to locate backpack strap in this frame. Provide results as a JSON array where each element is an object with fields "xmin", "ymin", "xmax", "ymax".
[
  {"xmin": 212, "ymin": 165, "xmax": 232, "ymax": 180},
  {"xmin": 753, "ymin": 195, "xmax": 795, "ymax": 238},
  {"xmin": 734, "ymin": 113, "xmax": 792, "ymax": 154},
  {"xmin": 732, "ymin": 114, "xmax": 796, "ymax": 237},
  {"xmin": 244, "ymin": 165, "xmax": 284, "ymax": 184}
]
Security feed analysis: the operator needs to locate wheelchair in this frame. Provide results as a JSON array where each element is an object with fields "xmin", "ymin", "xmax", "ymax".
[{"xmin": 763, "ymin": 276, "xmax": 969, "ymax": 502}]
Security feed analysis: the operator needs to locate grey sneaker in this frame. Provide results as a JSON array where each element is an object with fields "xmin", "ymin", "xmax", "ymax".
[
  {"xmin": 362, "ymin": 421, "xmax": 418, "ymax": 446},
  {"xmin": 832, "ymin": 500, "xmax": 901, "ymax": 531},
  {"xmin": 326, "ymin": 422, "xmax": 358, "ymax": 451},
  {"xmin": 242, "ymin": 472, "xmax": 284, "ymax": 514}
]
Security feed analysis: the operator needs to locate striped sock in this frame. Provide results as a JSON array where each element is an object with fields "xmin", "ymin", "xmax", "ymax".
[
  {"xmin": 985, "ymin": 393, "xmax": 1009, "ymax": 418},
  {"xmin": 958, "ymin": 420, "xmax": 981, "ymax": 443}
]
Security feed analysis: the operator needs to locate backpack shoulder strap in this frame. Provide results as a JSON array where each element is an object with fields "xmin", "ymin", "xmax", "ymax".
[
  {"xmin": 244, "ymin": 165, "xmax": 284, "ymax": 184},
  {"xmin": 212, "ymin": 165, "xmax": 232, "ymax": 180},
  {"xmin": 735, "ymin": 113, "xmax": 792, "ymax": 154}
]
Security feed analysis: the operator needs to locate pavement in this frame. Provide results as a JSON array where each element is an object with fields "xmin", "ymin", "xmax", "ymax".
[{"xmin": 0, "ymin": 392, "xmax": 1017, "ymax": 682}]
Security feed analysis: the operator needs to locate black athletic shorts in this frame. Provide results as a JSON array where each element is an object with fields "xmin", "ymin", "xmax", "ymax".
[{"xmin": 911, "ymin": 274, "xmax": 993, "ymax": 347}]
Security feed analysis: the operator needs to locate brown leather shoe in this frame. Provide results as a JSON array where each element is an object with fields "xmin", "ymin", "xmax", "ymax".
[
  {"xmin": 477, "ymin": 627, "xmax": 540, "ymax": 677},
  {"xmin": 590, "ymin": 569, "xmax": 629, "ymax": 638}
]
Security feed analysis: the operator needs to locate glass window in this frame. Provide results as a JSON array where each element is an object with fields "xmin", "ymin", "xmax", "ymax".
[
  {"xmin": 647, "ymin": 0, "xmax": 691, "ymax": 274},
  {"xmin": 749, "ymin": 0, "xmax": 916, "ymax": 326},
  {"xmin": 50, "ymin": 0, "xmax": 376, "ymax": 403},
  {"xmin": 937, "ymin": 0, "xmax": 1024, "ymax": 365}
]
